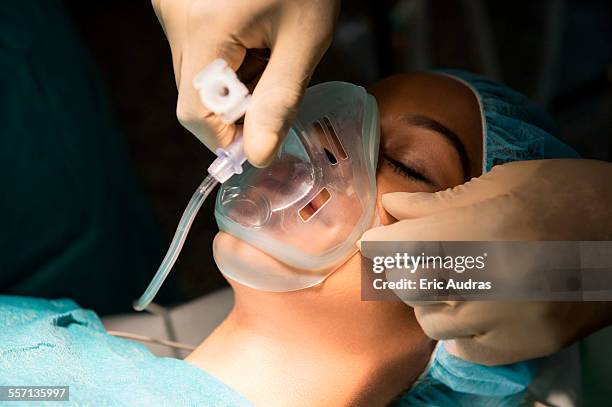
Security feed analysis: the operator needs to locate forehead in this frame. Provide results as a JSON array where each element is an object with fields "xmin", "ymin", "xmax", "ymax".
[{"xmin": 369, "ymin": 73, "xmax": 484, "ymax": 177}]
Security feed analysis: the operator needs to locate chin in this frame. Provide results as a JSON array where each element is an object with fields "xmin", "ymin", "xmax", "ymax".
[
  {"xmin": 213, "ymin": 231, "xmax": 279, "ymax": 272},
  {"xmin": 213, "ymin": 232, "xmax": 335, "ymax": 292}
]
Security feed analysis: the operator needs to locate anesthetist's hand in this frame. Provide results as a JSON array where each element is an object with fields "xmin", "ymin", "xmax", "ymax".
[
  {"xmin": 361, "ymin": 159, "xmax": 612, "ymax": 365},
  {"xmin": 152, "ymin": 0, "xmax": 340, "ymax": 166}
]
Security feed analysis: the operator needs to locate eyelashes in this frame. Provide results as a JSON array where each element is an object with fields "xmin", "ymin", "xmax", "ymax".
[{"xmin": 383, "ymin": 155, "xmax": 433, "ymax": 185}]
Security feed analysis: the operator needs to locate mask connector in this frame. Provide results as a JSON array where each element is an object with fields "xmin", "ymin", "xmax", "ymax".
[
  {"xmin": 194, "ymin": 58, "xmax": 250, "ymax": 183},
  {"xmin": 208, "ymin": 133, "xmax": 247, "ymax": 183}
]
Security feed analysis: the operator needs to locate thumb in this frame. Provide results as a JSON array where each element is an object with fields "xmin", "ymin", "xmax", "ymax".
[
  {"xmin": 381, "ymin": 170, "xmax": 503, "ymax": 220},
  {"xmin": 243, "ymin": 28, "xmax": 331, "ymax": 167},
  {"xmin": 359, "ymin": 218, "xmax": 446, "ymax": 246},
  {"xmin": 359, "ymin": 202, "xmax": 498, "ymax": 247}
]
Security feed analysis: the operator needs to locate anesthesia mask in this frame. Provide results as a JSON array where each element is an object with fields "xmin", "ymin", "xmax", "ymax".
[
  {"xmin": 214, "ymin": 81, "xmax": 380, "ymax": 291},
  {"xmin": 133, "ymin": 61, "xmax": 380, "ymax": 311}
]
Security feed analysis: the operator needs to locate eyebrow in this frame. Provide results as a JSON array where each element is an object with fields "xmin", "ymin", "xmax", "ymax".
[{"xmin": 399, "ymin": 114, "xmax": 470, "ymax": 181}]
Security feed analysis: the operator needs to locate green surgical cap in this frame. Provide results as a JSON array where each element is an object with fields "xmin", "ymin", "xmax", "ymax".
[{"xmin": 436, "ymin": 70, "xmax": 580, "ymax": 172}]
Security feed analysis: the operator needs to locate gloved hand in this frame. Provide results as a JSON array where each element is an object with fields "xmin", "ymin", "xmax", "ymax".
[
  {"xmin": 361, "ymin": 159, "xmax": 612, "ymax": 365},
  {"xmin": 152, "ymin": 0, "xmax": 340, "ymax": 166}
]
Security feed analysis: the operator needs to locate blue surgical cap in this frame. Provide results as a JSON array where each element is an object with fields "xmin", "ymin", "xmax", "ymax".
[
  {"xmin": 397, "ymin": 344, "xmax": 534, "ymax": 406},
  {"xmin": 435, "ymin": 70, "xmax": 580, "ymax": 172}
]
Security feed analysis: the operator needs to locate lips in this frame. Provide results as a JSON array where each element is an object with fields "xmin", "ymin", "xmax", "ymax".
[
  {"xmin": 299, "ymin": 202, "xmax": 317, "ymax": 220},
  {"xmin": 298, "ymin": 188, "xmax": 331, "ymax": 221}
]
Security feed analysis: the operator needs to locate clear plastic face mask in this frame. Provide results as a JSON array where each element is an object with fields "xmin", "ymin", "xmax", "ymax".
[{"xmin": 214, "ymin": 81, "xmax": 380, "ymax": 291}]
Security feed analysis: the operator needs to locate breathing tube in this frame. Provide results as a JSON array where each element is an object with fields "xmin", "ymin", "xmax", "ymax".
[{"xmin": 133, "ymin": 60, "xmax": 248, "ymax": 311}]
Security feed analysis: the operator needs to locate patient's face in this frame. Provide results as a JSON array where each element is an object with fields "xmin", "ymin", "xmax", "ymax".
[
  {"xmin": 213, "ymin": 73, "xmax": 483, "ymax": 282},
  {"xmin": 206, "ymin": 73, "xmax": 483, "ymax": 399}
]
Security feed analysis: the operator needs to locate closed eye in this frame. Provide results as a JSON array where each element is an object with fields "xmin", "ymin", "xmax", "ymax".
[{"xmin": 383, "ymin": 154, "xmax": 433, "ymax": 186}]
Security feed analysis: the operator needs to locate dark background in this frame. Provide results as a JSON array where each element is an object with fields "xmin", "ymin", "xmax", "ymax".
[{"xmin": 63, "ymin": 0, "xmax": 612, "ymax": 300}]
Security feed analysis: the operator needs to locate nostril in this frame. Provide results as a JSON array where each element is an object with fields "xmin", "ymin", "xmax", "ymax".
[
  {"xmin": 322, "ymin": 117, "xmax": 348, "ymax": 160},
  {"xmin": 313, "ymin": 121, "xmax": 338, "ymax": 165},
  {"xmin": 323, "ymin": 148, "xmax": 337, "ymax": 164}
]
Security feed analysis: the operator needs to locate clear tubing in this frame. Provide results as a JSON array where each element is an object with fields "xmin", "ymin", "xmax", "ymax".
[
  {"xmin": 134, "ymin": 60, "xmax": 249, "ymax": 311},
  {"xmin": 133, "ymin": 175, "xmax": 219, "ymax": 311}
]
